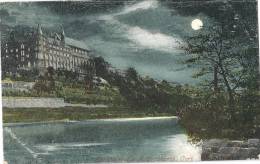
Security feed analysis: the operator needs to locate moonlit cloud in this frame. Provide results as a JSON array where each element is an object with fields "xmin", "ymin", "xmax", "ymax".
[
  {"xmin": 127, "ymin": 26, "xmax": 180, "ymax": 52},
  {"xmin": 98, "ymin": 0, "xmax": 158, "ymax": 20},
  {"xmin": 118, "ymin": 0, "xmax": 158, "ymax": 16},
  {"xmin": 97, "ymin": 0, "xmax": 181, "ymax": 53}
]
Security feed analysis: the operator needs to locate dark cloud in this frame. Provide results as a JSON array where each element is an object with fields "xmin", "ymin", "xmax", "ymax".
[{"xmin": 37, "ymin": 1, "xmax": 136, "ymax": 15}]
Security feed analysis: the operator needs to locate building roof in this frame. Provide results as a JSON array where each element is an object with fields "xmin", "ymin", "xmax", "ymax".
[
  {"xmin": 65, "ymin": 37, "xmax": 90, "ymax": 51},
  {"xmin": 1, "ymin": 24, "xmax": 91, "ymax": 52}
]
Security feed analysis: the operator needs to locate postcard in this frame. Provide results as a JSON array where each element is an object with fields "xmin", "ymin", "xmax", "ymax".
[{"xmin": 1, "ymin": 0, "xmax": 259, "ymax": 163}]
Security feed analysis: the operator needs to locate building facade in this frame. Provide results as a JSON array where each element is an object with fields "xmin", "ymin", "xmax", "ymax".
[{"xmin": 1, "ymin": 24, "xmax": 95, "ymax": 79}]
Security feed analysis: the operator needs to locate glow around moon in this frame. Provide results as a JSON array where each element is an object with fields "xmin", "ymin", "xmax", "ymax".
[{"xmin": 191, "ymin": 19, "xmax": 203, "ymax": 30}]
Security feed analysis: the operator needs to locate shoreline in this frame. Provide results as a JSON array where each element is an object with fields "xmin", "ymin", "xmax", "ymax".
[
  {"xmin": 3, "ymin": 116, "xmax": 178, "ymax": 127},
  {"xmin": 3, "ymin": 106, "xmax": 176, "ymax": 124}
]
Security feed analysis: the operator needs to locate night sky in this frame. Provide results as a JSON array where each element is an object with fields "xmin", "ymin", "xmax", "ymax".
[{"xmin": 0, "ymin": 0, "xmax": 257, "ymax": 84}]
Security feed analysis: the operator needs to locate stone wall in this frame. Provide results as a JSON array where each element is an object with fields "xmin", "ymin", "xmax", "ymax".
[
  {"xmin": 202, "ymin": 139, "xmax": 260, "ymax": 160},
  {"xmin": 2, "ymin": 97, "xmax": 65, "ymax": 108},
  {"xmin": 2, "ymin": 81, "xmax": 35, "ymax": 92}
]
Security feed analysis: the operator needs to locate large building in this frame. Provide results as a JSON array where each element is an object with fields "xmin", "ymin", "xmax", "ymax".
[{"xmin": 1, "ymin": 24, "xmax": 95, "ymax": 79}]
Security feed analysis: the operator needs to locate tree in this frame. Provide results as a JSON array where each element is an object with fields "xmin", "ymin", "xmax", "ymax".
[
  {"xmin": 44, "ymin": 66, "xmax": 55, "ymax": 93},
  {"xmin": 126, "ymin": 67, "xmax": 138, "ymax": 80},
  {"xmin": 183, "ymin": 23, "xmax": 248, "ymax": 109},
  {"xmin": 166, "ymin": 0, "xmax": 258, "ymax": 93},
  {"xmin": 33, "ymin": 79, "xmax": 48, "ymax": 95},
  {"xmin": 93, "ymin": 56, "xmax": 109, "ymax": 78},
  {"xmin": 0, "ymin": 9, "xmax": 9, "ymax": 18},
  {"xmin": 84, "ymin": 73, "xmax": 94, "ymax": 91}
]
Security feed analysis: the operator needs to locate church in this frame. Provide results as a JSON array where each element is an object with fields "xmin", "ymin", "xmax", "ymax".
[{"xmin": 1, "ymin": 24, "xmax": 96, "ymax": 78}]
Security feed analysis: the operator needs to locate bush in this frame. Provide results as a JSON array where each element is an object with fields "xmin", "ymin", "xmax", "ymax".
[{"xmin": 178, "ymin": 90, "xmax": 260, "ymax": 140}]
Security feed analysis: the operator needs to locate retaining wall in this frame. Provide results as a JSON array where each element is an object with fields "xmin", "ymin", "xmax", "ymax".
[{"xmin": 2, "ymin": 97, "xmax": 65, "ymax": 108}]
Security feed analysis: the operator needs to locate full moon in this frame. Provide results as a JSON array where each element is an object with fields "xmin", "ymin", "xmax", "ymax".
[{"xmin": 191, "ymin": 19, "xmax": 203, "ymax": 30}]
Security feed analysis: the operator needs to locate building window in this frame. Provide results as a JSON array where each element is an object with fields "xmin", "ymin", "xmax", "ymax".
[
  {"xmin": 10, "ymin": 49, "xmax": 13, "ymax": 53},
  {"xmin": 21, "ymin": 44, "xmax": 24, "ymax": 49},
  {"xmin": 5, "ymin": 49, "xmax": 8, "ymax": 53},
  {"xmin": 16, "ymin": 48, "xmax": 18, "ymax": 52},
  {"xmin": 28, "ymin": 48, "xmax": 30, "ymax": 51}
]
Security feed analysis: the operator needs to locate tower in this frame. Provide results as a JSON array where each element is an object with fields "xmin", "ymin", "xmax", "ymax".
[
  {"xmin": 60, "ymin": 25, "xmax": 65, "ymax": 45},
  {"xmin": 9, "ymin": 31, "xmax": 15, "ymax": 41},
  {"xmin": 36, "ymin": 24, "xmax": 44, "ymax": 74},
  {"xmin": 37, "ymin": 24, "xmax": 43, "ymax": 36}
]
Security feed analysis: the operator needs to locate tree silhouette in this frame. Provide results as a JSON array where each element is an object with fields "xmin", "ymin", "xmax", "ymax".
[
  {"xmin": 184, "ymin": 24, "xmax": 241, "ymax": 109},
  {"xmin": 126, "ymin": 67, "xmax": 138, "ymax": 80}
]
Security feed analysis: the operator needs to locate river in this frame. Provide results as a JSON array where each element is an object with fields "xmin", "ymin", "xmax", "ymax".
[{"xmin": 4, "ymin": 117, "xmax": 201, "ymax": 163}]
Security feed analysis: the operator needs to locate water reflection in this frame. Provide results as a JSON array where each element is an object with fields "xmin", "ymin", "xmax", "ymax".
[
  {"xmin": 164, "ymin": 134, "xmax": 201, "ymax": 161},
  {"xmin": 4, "ymin": 117, "xmax": 201, "ymax": 163}
]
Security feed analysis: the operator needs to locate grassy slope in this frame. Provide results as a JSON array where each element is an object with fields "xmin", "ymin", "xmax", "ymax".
[{"xmin": 2, "ymin": 80, "xmax": 176, "ymax": 123}]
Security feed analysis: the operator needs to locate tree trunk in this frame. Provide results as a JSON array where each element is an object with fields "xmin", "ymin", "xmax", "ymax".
[
  {"xmin": 220, "ymin": 67, "xmax": 235, "ymax": 110},
  {"xmin": 213, "ymin": 64, "xmax": 219, "ymax": 93}
]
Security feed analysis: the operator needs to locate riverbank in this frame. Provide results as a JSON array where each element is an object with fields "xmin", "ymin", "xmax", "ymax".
[
  {"xmin": 202, "ymin": 139, "xmax": 260, "ymax": 160},
  {"xmin": 3, "ymin": 116, "xmax": 178, "ymax": 127},
  {"xmin": 3, "ymin": 107, "xmax": 175, "ymax": 123}
]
